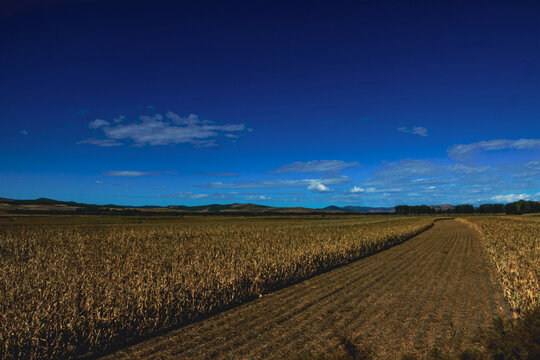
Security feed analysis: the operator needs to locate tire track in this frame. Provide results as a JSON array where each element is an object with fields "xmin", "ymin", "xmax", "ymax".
[{"xmin": 102, "ymin": 220, "xmax": 510, "ymax": 360}]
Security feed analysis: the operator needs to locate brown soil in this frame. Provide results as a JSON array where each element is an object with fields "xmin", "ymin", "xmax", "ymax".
[{"xmin": 102, "ymin": 219, "xmax": 510, "ymax": 359}]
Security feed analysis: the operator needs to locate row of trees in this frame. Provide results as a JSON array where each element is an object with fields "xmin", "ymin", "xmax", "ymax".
[{"xmin": 395, "ymin": 200, "xmax": 540, "ymax": 215}]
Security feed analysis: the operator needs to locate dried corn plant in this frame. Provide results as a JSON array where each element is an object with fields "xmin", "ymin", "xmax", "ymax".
[
  {"xmin": 0, "ymin": 216, "xmax": 434, "ymax": 359},
  {"xmin": 458, "ymin": 216, "xmax": 539, "ymax": 317}
]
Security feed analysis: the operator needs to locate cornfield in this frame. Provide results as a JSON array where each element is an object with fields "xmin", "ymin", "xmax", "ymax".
[
  {"xmin": 0, "ymin": 215, "xmax": 434, "ymax": 359},
  {"xmin": 458, "ymin": 216, "xmax": 540, "ymax": 317}
]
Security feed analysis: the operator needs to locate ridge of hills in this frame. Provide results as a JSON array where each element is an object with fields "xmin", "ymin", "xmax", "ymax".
[{"xmin": 0, "ymin": 197, "xmax": 395, "ymax": 214}]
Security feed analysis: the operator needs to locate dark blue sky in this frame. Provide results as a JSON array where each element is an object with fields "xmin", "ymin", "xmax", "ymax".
[{"xmin": 1, "ymin": 0, "xmax": 539, "ymax": 207}]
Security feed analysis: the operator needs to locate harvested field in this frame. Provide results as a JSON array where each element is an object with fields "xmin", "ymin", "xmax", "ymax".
[{"xmin": 104, "ymin": 219, "xmax": 510, "ymax": 359}]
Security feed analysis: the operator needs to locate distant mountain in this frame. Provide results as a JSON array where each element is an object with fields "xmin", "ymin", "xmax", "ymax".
[
  {"xmin": 0, "ymin": 197, "xmax": 340, "ymax": 215},
  {"xmin": 323, "ymin": 206, "xmax": 343, "ymax": 211},
  {"xmin": 322, "ymin": 205, "xmax": 395, "ymax": 213},
  {"xmin": 0, "ymin": 197, "xmax": 126, "ymax": 208},
  {"xmin": 429, "ymin": 204, "xmax": 455, "ymax": 212}
]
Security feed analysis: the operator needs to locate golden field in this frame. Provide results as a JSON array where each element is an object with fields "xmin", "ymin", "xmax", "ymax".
[
  {"xmin": 0, "ymin": 215, "xmax": 434, "ymax": 359},
  {"xmin": 458, "ymin": 216, "xmax": 540, "ymax": 317}
]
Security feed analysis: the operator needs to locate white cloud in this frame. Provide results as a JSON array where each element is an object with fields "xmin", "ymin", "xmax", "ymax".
[
  {"xmin": 308, "ymin": 182, "xmax": 331, "ymax": 193},
  {"xmin": 448, "ymin": 139, "xmax": 540, "ymax": 161},
  {"xmin": 350, "ymin": 186, "xmax": 364, "ymax": 193},
  {"xmin": 397, "ymin": 126, "xmax": 428, "ymax": 137},
  {"xmin": 95, "ymin": 180, "xmax": 105, "ymax": 184},
  {"xmin": 80, "ymin": 111, "xmax": 247, "ymax": 147},
  {"xmin": 269, "ymin": 160, "xmax": 359, "ymax": 174},
  {"xmin": 490, "ymin": 193, "xmax": 531, "ymax": 203},
  {"xmin": 88, "ymin": 119, "xmax": 111, "ymax": 129}
]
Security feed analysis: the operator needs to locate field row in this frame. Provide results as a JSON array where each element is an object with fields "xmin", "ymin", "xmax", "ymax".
[{"xmin": 0, "ymin": 216, "xmax": 434, "ymax": 359}]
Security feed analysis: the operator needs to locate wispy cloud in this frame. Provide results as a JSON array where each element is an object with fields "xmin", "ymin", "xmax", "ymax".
[
  {"xmin": 269, "ymin": 160, "xmax": 359, "ymax": 174},
  {"xmin": 490, "ymin": 193, "xmax": 534, "ymax": 203},
  {"xmin": 88, "ymin": 119, "xmax": 110, "ymax": 129},
  {"xmin": 510, "ymin": 160, "xmax": 540, "ymax": 178},
  {"xmin": 246, "ymin": 195, "xmax": 271, "ymax": 201},
  {"xmin": 157, "ymin": 192, "xmax": 209, "ymax": 199},
  {"xmin": 445, "ymin": 164, "xmax": 490, "ymax": 174},
  {"xmin": 79, "ymin": 111, "xmax": 247, "ymax": 147},
  {"xmin": 349, "ymin": 186, "xmax": 376, "ymax": 193},
  {"xmin": 95, "ymin": 180, "xmax": 105, "ymax": 184},
  {"xmin": 155, "ymin": 192, "xmax": 239, "ymax": 200},
  {"xmin": 77, "ymin": 138, "xmax": 123, "ymax": 147},
  {"xmin": 20, "ymin": 130, "xmax": 28, "ymax": 135},
  {"xmin": 113, "ymin": 115, "xmax": 125, "ymax": 123},
  {"xmin": 198, "ymin": 172, "xmax": 241, "ymax": 176},
  {"xmin": 352, "ymin": 157, "xmax": 539, "ymax": 205},
  {"xmin": 102, "ymin": 170, "xmax": 177, "ymax": 177},
  {"xmin": 200, "ymin": 176, "xmax": 351, "ymax": 192},
  {"xmin": 448, "ymin": 139, "xmax": 540, "ymax": 161},
  {"xmin": 397, "ymin": 126, "xmax": 428, "ymax": 137},
  {"xmin": 365, "ymin": 159, "xmax": 442, "ymax": 182}
]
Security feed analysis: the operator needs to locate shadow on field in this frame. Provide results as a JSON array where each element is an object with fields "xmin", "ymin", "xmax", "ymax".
[{"xmin": 294, "ymin": 333, "xmax": 374, "ymax": 360}]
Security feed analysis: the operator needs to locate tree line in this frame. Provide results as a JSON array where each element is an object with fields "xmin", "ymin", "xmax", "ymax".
[{"xmin": 395, "ymin": 200, "xmax": 540, "ymax": 215}]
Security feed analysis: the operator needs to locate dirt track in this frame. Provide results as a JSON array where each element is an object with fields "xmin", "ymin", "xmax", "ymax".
[{"xmin": 103, "ymin": 219, "xmax": 510, "ymax": 359}]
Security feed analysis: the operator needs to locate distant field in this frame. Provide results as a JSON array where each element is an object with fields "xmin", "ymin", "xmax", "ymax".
[{"xmin": 0, "ymin": 215, "xmax": 434, "ymax": 359}]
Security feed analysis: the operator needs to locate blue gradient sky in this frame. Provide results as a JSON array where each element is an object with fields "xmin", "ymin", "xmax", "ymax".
[{"xmin": 1, "ymin": 0, "xmax": 539, "ymax": 207}]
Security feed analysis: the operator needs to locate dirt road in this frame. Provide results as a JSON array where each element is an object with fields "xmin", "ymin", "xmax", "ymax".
[{"xmin": 102, "ymin": 219, "xmax": 509, "ymax": 359}]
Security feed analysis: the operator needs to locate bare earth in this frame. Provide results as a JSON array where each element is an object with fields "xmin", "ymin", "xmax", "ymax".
[{"xmin": 102, "ymin": 219, "xmax": 510, "ymax": 359}]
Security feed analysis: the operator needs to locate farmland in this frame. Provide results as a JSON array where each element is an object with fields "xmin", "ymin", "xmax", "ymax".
[
  {"xmin": 1, "ymin": 214, "xmax": 538, "ymax": 359},
  {"xmin": 102, "ymin": 219, "xmax": 513, "ymax": 359},
  {"xmin": 0, "ymin": 215, "xmax": 434, "ymax": 359}
]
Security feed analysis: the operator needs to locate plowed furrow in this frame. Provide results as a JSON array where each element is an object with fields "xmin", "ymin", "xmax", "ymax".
[{"xmin": 102, "ymin": 220, "xmax": 510, "ymax": 360}]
